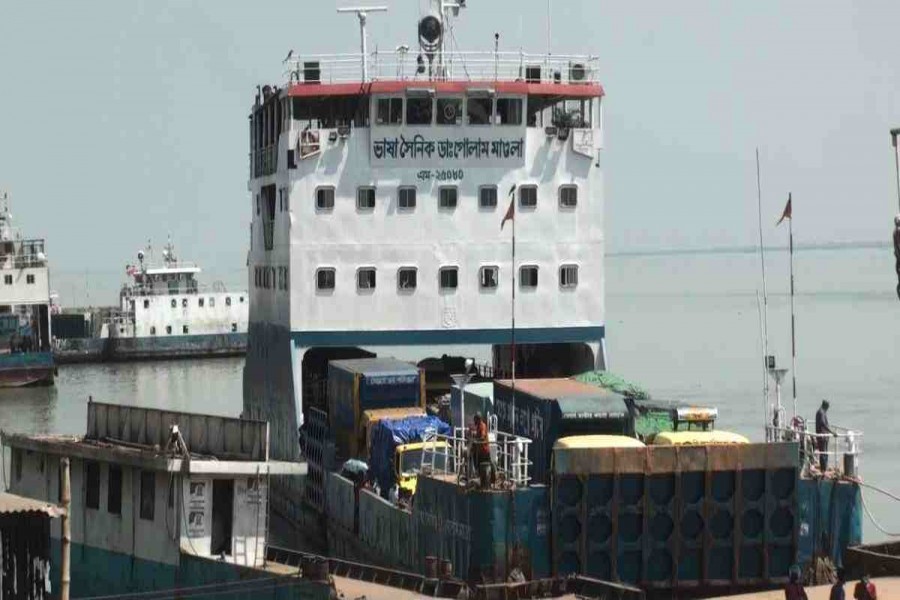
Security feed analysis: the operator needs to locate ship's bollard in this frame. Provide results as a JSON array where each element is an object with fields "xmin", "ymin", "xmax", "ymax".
[
  {"xmin": 425, "ymin": 555, "xmax": 438, "ymax": 578},
  {"xmin": 439, "ymin": 559, "xmax": 453, "ymax": 579},
  {"xmin": 844, "ymin": 432, "xmax": 859, "ymax": 478}
]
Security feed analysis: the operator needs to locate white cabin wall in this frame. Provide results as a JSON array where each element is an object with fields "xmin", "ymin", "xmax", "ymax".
[
  {"xmin": 131, "ymin": 292, "xmax": 249, "ymax": 337},
  {"xmin": 232, "ymin": 475, "xmax": 268, "ymax": 567},
  {"xmin": 0, "ymin": 266, "xmax": 50, "ymax": 305}
]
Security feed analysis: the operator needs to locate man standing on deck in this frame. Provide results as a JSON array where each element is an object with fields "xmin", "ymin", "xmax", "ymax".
[{"xmin": 815, "ymin": 400, "xmax": 834, "ymax": 472}]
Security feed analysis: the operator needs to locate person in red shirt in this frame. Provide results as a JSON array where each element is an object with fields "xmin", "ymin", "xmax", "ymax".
[
  {"xmin": 853, "ymin": 575, "xmax": 877, "ymax": 600},
  {"xmin": 785, "ymin": 565, "xmax": 809, "ymax": 600},
  {"xmin": 469, "ymin": 413, "xmax": 491, "ymax": 487}
]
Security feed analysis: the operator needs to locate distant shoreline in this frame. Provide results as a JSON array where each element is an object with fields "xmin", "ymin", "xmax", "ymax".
[{"xmin": 608, "ymin": 240, "xmax": 889, "ymax": 258}]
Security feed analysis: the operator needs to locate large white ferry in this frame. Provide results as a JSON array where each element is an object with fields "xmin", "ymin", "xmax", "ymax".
[
  {"xmin": 243, "ymin": 0, "xmax": 604, "ymax": 501},
  {"xmin": 0, "ymin": 191, "xmax": 54, "ymax": 386},
  {"xmin": 106, "ymin": 240, "xmax": 248, "ymax": 360}
]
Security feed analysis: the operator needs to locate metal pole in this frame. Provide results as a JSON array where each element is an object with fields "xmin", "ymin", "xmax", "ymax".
[
  {"xmin": 788, "ymin": 194, "xmax": 798, "ymax": 419},
  {"xmin": 360, "ymin": 12, "xmax": 368, "ymax": 82},
  {"xmin": 60, "ymin": 457, "xmax": 71, "ymax": 600},
  {"xmin": 755, "ymin": 149, "xmax": 770, "ymax": 429},
  {"xmin": 891, "ymin": 128, "xmax": 900, "ymax": 212},
  {"xmin": 511, "ymin": 192, "xmax": 517, "ymax": 433}
]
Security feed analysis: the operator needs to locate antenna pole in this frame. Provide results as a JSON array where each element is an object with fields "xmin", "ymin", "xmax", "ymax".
[
  {"xmin": 755, "ymin": 149, "xmax": 771, "ymax": 432},
  {"xmin": 788, "ymin": 193, "xmax": 798, "ymax": 420},
  {"xmin": 547, "ymin": 0, "xmax": 552, "ymax": 56},
  {"xmin": 337, "ymin": 6, "xmax": 388, "ymax": 83},
  {"xmin": 892, "ymin": 128, "xmax": 900, "ymax": 213}
]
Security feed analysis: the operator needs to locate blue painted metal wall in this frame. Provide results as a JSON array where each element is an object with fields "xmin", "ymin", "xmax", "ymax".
[{"xmin": 797, "ymin": 478, "xmax": 862, "ymax": 568}]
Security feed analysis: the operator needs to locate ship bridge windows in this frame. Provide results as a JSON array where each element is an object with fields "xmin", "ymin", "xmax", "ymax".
[
  {"xmin": 439, "ymin": 186, "xmax": 458, "ymax": 210},
  {"xmin": 398, "ymin": 267, "xmax": 417, "ymax": 291},
  {"xmin": 375, "ymin": 97, "xmax": 403, "ymax": 125},
  {"xmin": 436, "ymin": 98, "xmax": 463, "ymax": 125},
  {"xmin": 316, "ymin": 186, "xmax": 335, "ymax": 212},
  {"xmin": 496, "ymin": 98, "xmax": 523, "ymax": 125},
  {"xmin": 520, "ymin": 265, "xmax": 539, "ymax": 288},
  {"xmin": 439, "ymin": 266, "xmax": 458, "ymax": 291},
  {"xmin": 292, "ymin": 95, "xmax": 369, "ymax": 129},
  {"xmin": 357, "ymin": 267, "xmax": 376, "ymax": 292},
  {"xmin": 519, "ymin": 185, "xmax": 538, "ymax": 209},
  {"xmin": 357, "ymin": 187, "xmax": 376, "ymax": 211},
  {"xmin": 479, "ymin": 185, "xmax": 498, "ymax": 209},
  {"xmin": 527, "ymin": 96, "xmax": 594, "ymax": 128},
  {"xmin": 398, "ymin": 187, "xmax": 417, "ymax": 211},
  {"xmin": 406, "ymin": 96, "xmax": 433, "ymax": 125},
  {"xmin": 467, "ymin": 97, "xmax": 493, "ymax": 125},
  {"xmin": 559, "ymin": 185, "xmax": 578, "ymax": 208},
  {"xmin": 316, "ymin": 268, "xmax": 336, "ymax": 291}
]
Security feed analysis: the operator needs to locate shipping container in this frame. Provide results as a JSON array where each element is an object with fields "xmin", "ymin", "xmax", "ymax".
[
  {"xmin": 493, "ymin": 378, "xmax": 629, "ymax": 484},
  {"xmin": 327, "ymin": 358, "xmax": 424, "ymax": 459},
  {"xmin": 450, "ymin": 381, "xmax": 493, "ymax": 429},
  {"xmin": 551, "ymin": 441, "xmax": 799, "ymax": 592},
  {"xmin": 51, "ymin": 313, "xmax": 91, "ymax": 340}
]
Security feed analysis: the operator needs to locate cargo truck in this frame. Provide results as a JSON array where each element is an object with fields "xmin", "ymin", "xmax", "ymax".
[{"xmin": 368, "ymin": 414, "xmax": 451, "ymax": 497}]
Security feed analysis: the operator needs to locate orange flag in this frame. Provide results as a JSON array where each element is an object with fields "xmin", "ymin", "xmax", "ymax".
[{"xmin": 777, "ymin": 193, "xmax": 792, "ymax": 226}]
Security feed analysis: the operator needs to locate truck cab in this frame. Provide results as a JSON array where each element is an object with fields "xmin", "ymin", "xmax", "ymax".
[{"xmin": 393, "ymin": 440, "xmax": 451, "ymax": 497}]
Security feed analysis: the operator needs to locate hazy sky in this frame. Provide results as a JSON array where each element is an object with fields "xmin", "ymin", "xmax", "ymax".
[{"xmin": 1, "ymin": 0, "xmax": 898, "ymax": 303}]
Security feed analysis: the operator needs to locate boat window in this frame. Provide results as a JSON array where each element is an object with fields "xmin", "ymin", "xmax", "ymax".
[
  {"xmin": 171, "ymin": 299, "xmax": 177, "ymax": 308},
  {"xmin": 3, "ymin": 275, "xmax": 10, "ymax": 285},
  {"xmin": 439, "ymin": 186, "xmax": 458, "ymax": 210},
  {"xmin": 316, "ymin": 186, "xmax": 335, "ymax": 212},
  {"xmin": 467, "ymin": 97, "xmax": 492, "ymax": 125},
  {"xmin": 439, "ymin": 267, "xmax": 458, "ymax": 291},
  {"xmin": 559, "ymin": 185, "xmax": 578, "ymax": 208},
  {"xmin": 357, "ymin": 187, "xmax": 376, "ymax": 211},
  {"xmin": 239, "ymin": 296, "xmax": 244, "ymax": 303},
  {"xmin": 480, "ymin": 266, "xmax": 499, "ymax": 289},
  {"xmin": 182, "ymin": 298, "xmax": 188, "ymax": 308},
  {"xmin": 166, "ymin": 325, "xmax": 172, "ymax": 334},
  {"xmin": 519, "ymin": 185, "xmax": 538, "ymax": 208},
  {"xmin": 211, "ymin": 479, "xmax": 234, "ymax": 556},
  {"xmin": 560, "ymin": 264, "xmax": 579, "ymax": 288},
  {"xmin": 398, "ymin": 186, "xmax": 417, "ymax": 211},
  {"xmin": 139, "ymin": 470, "xmax": 155, "ymax": 521},
  {"xmin": 209, "ymin": 297, "xmax": 215, "ymax": 308},
  {"xmin": 375, "ymin": 97, "xmax": 403, "ymax": 125},
  {"xmin": 143, "ymin": 299, "xmax": 149, "ymax": 309},
  {"xmin": 479, "ymin": 186, "xmax": 498, "ymax": 209},
  {"xmin": 183, "ymin": 325, "xmax": 189, "ymax": 334},
  {"xmin": 225, "ymin": 297, "xmax": 232, "ymax": 306},
  {"xmin": 496, "ymin": 98, "xmax": 523, "ymax": 125},
  {"xmin": 398, "ymin": 267, "xmax": 417, "ymax": 291},
  {"xmin": 231, "ymin": 323, "xmax": 238, "ymax": 332},
  {"xmin": 436, "ymin": 98, "xmax": 463, "ymax": 125},
  {"xmin": 85, "ymin": 461, "xmax": 100, "ymax": 509},
  {"xmin": 199, "ymin": 298, "xmax": 205, "ymax": 308},
  {"xmin": 406, "ymin": 97, "xmax": 433, "ymax": 125},
  {"xmin": 108, "ymin": 465, "xmax": 123, "ymax": 515},
  {"xmin": 316, "ymin": 268, "xmax": 335, "ymax": 291},
  {"xmin": 26, "ymin": 274, "xmax": 34, "ymax": 284},
  {"xmin": 357, "ymin": 268, "xmax": 376, "ymax": 291},
  {"xmin": 150, "ymin": 326, "xmax": 156, "ymax": 335},
  {"xmin": 520, "ymin": 265, "xmax": 539, "ymax": 288},
  {"xmin": 292, "ymin": 95, "xmax": 369, "ymax": 129}
]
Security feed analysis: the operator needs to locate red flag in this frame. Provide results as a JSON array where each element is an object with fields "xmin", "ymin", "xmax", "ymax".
[
  {"xmin": 501, "ymin": 185, "xmax": 516, "ymax": 230},
  {"xmin": 777, "ymin": 193, "xmax": 792, "ymax": 225}
]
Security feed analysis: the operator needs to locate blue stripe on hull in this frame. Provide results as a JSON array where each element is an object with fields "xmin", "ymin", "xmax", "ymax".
[
  {"xmin": 289, "ymin": 325, "xmax": 605, "ymax": 347},
  {"xmin": 108, "ymin": 332, "xmax": 247, "ymax": 360}
]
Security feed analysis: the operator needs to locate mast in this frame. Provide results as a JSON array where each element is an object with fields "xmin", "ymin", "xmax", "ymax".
[
  {"xmin": 788, "ymin": 194, "xmax": 797, "ymax": 419},
  {"xmin": 755, "ymin": 149, "xmax": 771, "ymax": 432}
]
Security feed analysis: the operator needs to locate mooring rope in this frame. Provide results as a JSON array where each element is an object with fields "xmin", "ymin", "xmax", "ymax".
[{"xmin": 857, "ymin": 480, "xmax": 900, "ymax": 537}]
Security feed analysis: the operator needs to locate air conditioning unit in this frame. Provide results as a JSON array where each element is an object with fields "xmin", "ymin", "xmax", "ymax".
[{"xmin": 569, "ymin": 62, "xmax": 589, "ymax": 84}]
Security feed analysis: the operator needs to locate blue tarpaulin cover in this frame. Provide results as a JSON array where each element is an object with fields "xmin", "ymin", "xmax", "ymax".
[{"xmin": 368, "ymin": 415, "xmax": 450, "ymax": 492}]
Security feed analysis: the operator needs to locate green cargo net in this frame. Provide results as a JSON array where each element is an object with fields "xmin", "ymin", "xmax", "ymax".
[{"xmin": 573, "ymin": 370, "xmax": 650, "ymax": 400}]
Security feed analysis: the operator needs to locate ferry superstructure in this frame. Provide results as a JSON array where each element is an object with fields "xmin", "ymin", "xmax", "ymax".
[
  {"xmin": 0, "ymin": 191, "xmax": 54, "ymax": 386},
  {"xmin": 107, "ymin": 240, "xmax": 248, "ymax": 360},
  {"xmin": 243, "ymin": 1, "xmax": 605, "ymax": 466}
]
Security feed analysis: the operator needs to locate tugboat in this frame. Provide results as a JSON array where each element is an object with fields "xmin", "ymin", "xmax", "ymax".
[
  {"xmin": 0, "ymin": 191, "xmax": 54, "ymax": 386},
  {"xmin": 105, "ymin": 239, "xmax": 249, "ymax": 360}
]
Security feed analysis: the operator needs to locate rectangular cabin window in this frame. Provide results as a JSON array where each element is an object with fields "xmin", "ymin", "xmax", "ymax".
[
  {"xmin": 140, "ymin": 470, "xmax": 155, "ymax": 521},
  {"xmin": 12, "ymin": 448, "xmax": 22, "ymax": 482},
  {"xmin": 436, "ymin": 98, "xmax": 463, "ymax": 125},
  {"xmin": 560, "ymin": 264, "xmax": 579, "ymax": 288},
  {"xmin": 316, "ymin": 187, "xmax": 335, "ymax": 211},
  {"xmin": 519, "ymin": 185, "xmax": 538, "ymax": 208},
  {"xmin": 439, "ymin": 186, "xmax": 458, "ymax": 210},
  {"xmin": 439, "ymin": 267, "xmax": 458, "ymax": 291},
  {"xmin": 199, "ymin": 298, "xmax": 205, "ymax": 308},
  {"xmin": 209, "ymin": 297, "xmax": 215, "ymax": 307},
  {"xmin": 85, "ymin": 461, "xmax": 100, "ymax": 509},
  {"xmin": 357, "ymin": 187, "xmax": 376, "ymax": 211},
  {"xmin": 292, "ymin": 96, "xmax": 367, "ymax": 129},
  {"xmin": 467, "ymin": 97, "xmax": 493, "ymax": 125},
  {"xmin": 26, "ymin": 274, "xmax": 35, "ymax": 284},
  {"xmin": 520, "ymin": 265, "xmax": 539, "ymax": 288},
  {"xmin": 406, "ymin": 97, "xmax": 433, "ymax": 125},
  {"xmin": 398, "ymin": 267, "xmax": 417, "ymax": 291},
  {"xmin": 316, "ymin": 268, "xmax": 335, "ymax": 291},
  {"xmin": 357, "ymin": 268, "xmax": 376, "ymax": 291},
  {"xmin": 108, "ymin": 465, "xmax": 123, "ymax": 515},
  {"xmin": 398, "ymin": 187, "xmax": 416, "ymax": 210},
  {"xmin": 479, "ymin": 186, "xmax": 498, "ymax": 209},
  {"xmin": 143, "ymin": 299, "xmax": 149, "ymax": 309},
  {"xmin": 496, "ymin": 98, "xmax": 523, "ymax": 125},
  {"xmin": 480, "ymin": 266, "xmax": 499, "ymax": 289},
  {"xmin": 3, "ymin": 275, "xmax": 11, "ymax": 285},
  {"xmin": 376, "ymin": 98, "xmax": 403, "ymax": 125},
  {"xmin": 559, "ymin": 185, "xmax": 578, "ymax": 208},
  {"xmin": 183, "ymin": 325, "xmax": 189, "ymax": 334}
]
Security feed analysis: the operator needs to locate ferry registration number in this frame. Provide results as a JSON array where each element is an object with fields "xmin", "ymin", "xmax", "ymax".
[{"xmin": 417, "ymin": 169, "xmax": 464, "ymax": 182}]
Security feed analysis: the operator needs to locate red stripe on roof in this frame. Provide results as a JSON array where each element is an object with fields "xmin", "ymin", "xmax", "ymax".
[{"xmin": 286, "ymin": 80, "xmax": 604, "ymax": 99}]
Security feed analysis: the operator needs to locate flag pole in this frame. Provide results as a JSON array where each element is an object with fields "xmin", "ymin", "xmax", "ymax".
[
  {"xmin": 511, "ymin": 189, "xmax": 517, "ymax": 432},
  {"xmin": 755, "ymin": 148, "xmax": 771, "ymax": 435},
  {"xmin": 788, "ymin": 192, "xmax": 797, "ymax": 419}
]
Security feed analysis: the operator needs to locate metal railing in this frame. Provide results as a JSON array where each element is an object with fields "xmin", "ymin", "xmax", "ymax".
[
  {"xmin": 767, "ymin": 423, "xmax": 863, "ymax": 476},
  {"xmin": 252, "ymin": 145, "xmax": 278, "ymax": 178},
  {"xmin": 284, "ymin": 52, "xmax": 600, "ymax": 86},
  {"xmin": 0, "ymin": 239, "xmax": 48, "ymax": 270},
  {"xmin": 422, "ymin": 427, "xmax": 531, "ymax": 488}
]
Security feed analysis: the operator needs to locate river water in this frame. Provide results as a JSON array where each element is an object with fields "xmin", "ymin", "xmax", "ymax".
[{"xmin": 2, "ymin": 246, "xmax": 897, "ymax": 542}]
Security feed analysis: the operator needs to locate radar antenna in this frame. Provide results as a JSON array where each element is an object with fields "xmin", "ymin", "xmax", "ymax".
[{"xmin": 337, "ymin": 5, "xmax": 388, "ymax": 83}]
